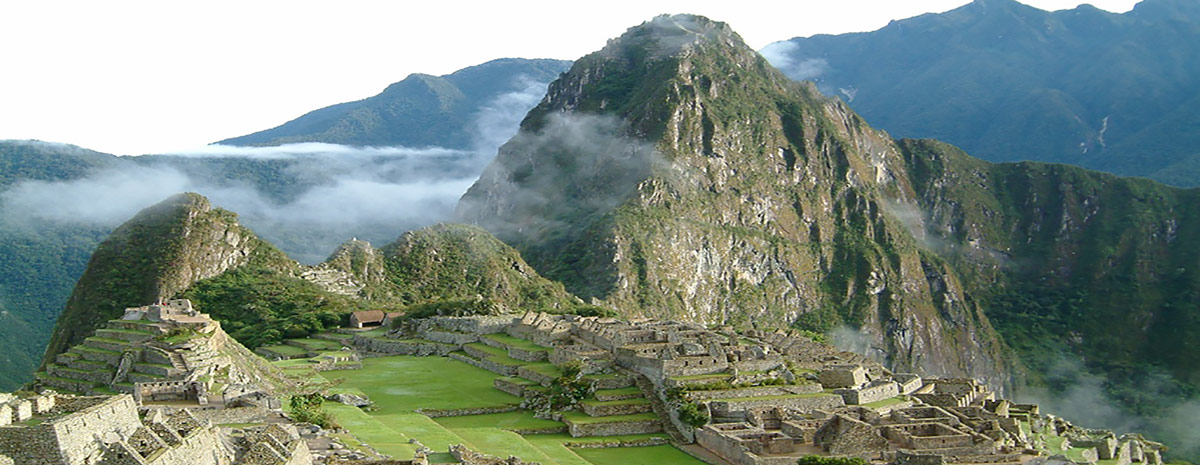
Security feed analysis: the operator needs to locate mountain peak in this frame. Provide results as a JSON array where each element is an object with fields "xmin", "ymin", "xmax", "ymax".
[{"xmin": 601, "ymin": 14, "xmax": 744, "ymax": 60}]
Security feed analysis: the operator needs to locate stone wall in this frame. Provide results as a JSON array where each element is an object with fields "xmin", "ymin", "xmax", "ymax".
[
  {"xmin": 0, "ymin": 394, "xmax": 218, "ymax": 465},
  {"xmin": 883, "ymin": 423, "xmax": 975, "ymax": 449},
  {"xmin": 780, "ymin": 419, "xmax": 825, "ymax": 442},
  {"xmin": 492, "ymin": 378, "xmax": 527, "ymax": 397},
  {"xmin": 579, "ymin": 401, "xmax": 652, "ymax": 417},
  {"xmin": 506, "ymin": 346, "xmax": 548, "ymax": 363},
  {"xmin": 54, "ymin": 395, "xmax": 144, "ymax": 464},
  {"xmin": 353, "ymin": 337, "xmax": 456, "ymax": 356},
  {"xmin": 449, "ymin": 353, "xmax": 518, "ymax": 377},
  {"xmin": 695, "ymin": 425, "xmax": 760, "ymax": 465},
  {"xmin": 685, "ymin": 384, "xmax": 821, "ymax": 402},
  {"xmin": 425, "ymin": 316, "xmax": 512, "ymax": 335},
  {"xmin": 709, "ymin": 394, "xmax": 844, "ymax": 419},
  {"xmin": 516, "ymin": 366, "xmax": 556, "ymax": 386},
  {"xmin": 415, "ymin": 406, "xmax": 519, "ymax": 418},
  {"xmin": 812, "ymin": 414, "xmax": 888, "ymax": 456},
  {"xmin": 660, "ymin": 356, "xmax": 729, "ymax": 378},
  {"xmin": 423, "ymin": 330, "xmax": 478, "ymax": 346},
  {"xmin": 565, "ymin": 417, "xmax": 661, "ymax": 437}
]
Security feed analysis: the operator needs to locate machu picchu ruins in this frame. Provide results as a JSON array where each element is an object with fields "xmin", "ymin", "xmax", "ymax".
[
  {"xmin": 6, "ymin": 300, "xmax": 1171, "ymax": 465},
  {"xmin": 33, "ymin": 300, "xmax": 282, "ymax": 406},
  {"xmin": 341, "ymin": 311, "xmax": 1169, "ymax": 465}
]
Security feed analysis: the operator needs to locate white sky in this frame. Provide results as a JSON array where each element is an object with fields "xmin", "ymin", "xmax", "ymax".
[{"xmin": 0, "ymin": 0, "xmax": 1139, "ymax": 156}]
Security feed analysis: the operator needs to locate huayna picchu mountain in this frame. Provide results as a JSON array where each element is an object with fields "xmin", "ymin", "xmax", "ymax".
[
  {"xmin": 458, "ymin": 14, "xmax": 1015, "ymax": 390},
  {"xmin": 457, "ymin": 14, "xmax": 1200, "ymax": 452}
]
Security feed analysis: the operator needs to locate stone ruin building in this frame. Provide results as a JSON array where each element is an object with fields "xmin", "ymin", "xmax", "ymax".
[
  {"xmin": 0, "ymin": 391, "xmax": 310, "ymax": 465},
  {"xmin": 35, "ymin": 300, "xmax": 280, "ymax": 409},
  {"xmin": 357, "ymin": 311, "xmax": 1169, "ymax": 465}
]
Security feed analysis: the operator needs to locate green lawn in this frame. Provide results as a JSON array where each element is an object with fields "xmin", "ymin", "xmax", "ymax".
[
  {"xmin": 453, "ymin": 428, "xmax": 558, "ymax": 463},
  {"xmin": 573, "ymin": 445, "xmax": 707, "ymax": 465},
  {"xmin": 594, "ymin": 387, "xmax": 641, "ymax": 398},
  {"xmin": 260, "ymin": 344, "xmax": 308, "ymax": 357},
  {"xmin": 323, "ymin": 403, "xmax": 418, "ymax": 458},
  {"xmin": 289, "ymin": 338, "xmax": 345, "ymax": 351},
  {"xmin": 525, "ymin": 434, "xmax": 674, "ymax": 465},
  {"xmin": 434, "ymin": 411, "xmax": 563, "ymax": 431},
  {"xmin": 329, "ymin": 356, "xmax": 520, "ymax": 412},
  {"xmin": 356, "ymin": 327, "xmax": 390, "ymax": 338}
]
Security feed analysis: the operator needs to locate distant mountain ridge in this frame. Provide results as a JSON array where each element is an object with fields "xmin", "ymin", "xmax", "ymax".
[
  {"xmin": 217, "ymin": 58, "xmax": 571, "ymax": 148},
  {"xmin": 764, "ymin": 0, "xmax": 1200, "ymax": 186}
]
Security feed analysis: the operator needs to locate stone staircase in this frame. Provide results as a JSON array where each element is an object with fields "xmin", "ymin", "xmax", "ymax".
[
  {"xmin": 167, "ymin": 352, "xmax": 188, "ymax": 371},
  {"xmin": 633, "ymin": 371, "xmax": 688, "ymax": 443}
]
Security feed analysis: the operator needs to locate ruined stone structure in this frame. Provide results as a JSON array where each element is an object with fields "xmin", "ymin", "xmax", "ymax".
[
  {"xmin": 35, "ymin": 300, "xmax": 281, "ymax": 407},
  {"xmin": 0, "ymin": 392, "xmax": 310, "ymax": 465},
  {"xmin": 357, "ymin": 312, "xmax": 1168, "ymax": 465}
]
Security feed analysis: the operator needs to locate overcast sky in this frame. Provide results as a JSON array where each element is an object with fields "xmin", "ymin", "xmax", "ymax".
[{"xmin": 0, "ymin": 0, "xmax": 1139, "ymax": 156}]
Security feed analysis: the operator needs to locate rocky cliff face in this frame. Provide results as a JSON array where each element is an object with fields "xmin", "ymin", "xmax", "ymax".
[
  {"xmin": 458, "ymin": 15, "xmax": 1014, "ymax": 389},
  {"xmin": 42, "ymin": 193, "xmax": 288, "ymax": 365},
  {"xmin": 900, "ymin": 138, "xmax": 1200, "ymax": 391}
]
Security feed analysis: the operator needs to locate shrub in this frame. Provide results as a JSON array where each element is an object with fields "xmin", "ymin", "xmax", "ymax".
[
  {"xmin": 526, "ymin": 360, "xmax": 590, "ymax": 414},
  {"xmin": 677, "ymin": 401, "xmax": 709, "ymax": 428},
  {"xmin": 563, "ymin": 304, "xmax": 618, "ymax": 318},
  {"xmin": 288, "ymin": 393, "xmax": 339, "ymax": 429},
  {"xmin": 396, "ymin": 298, "xmax": 500, "ymax": 322}
]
